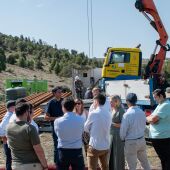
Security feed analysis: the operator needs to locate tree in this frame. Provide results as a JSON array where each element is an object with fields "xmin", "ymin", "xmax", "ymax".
[
  {"xmin": 27, "ymin": 60, "xmax": 34, "ymax": 70},
  {"xmin": 20, "ymin": 35, "xmax": 24, "ymax": 41},
  {"xmin": 0, "ymin": 48, "xmax": 6, "ymax": 72},
  {"xmin": 71, "ymin": 49, "xmax": 78, "ymax": 56},
  {"xmin": 54, "ymin": 63, "xmax": 60, "ymax": 75},
  {"xmin": 7, "ymin": 54, "xmax": 17, "ymax": 65},
  {"xmin": 18, "ymin": 41, "xmax": 27, "ymax": 52},
  {"xmin": 35, "ymin": 60, "xmax": 43, "ymax": 70},
  {"xmin": 75, "ymin": 56, "xmax": 82, "ymax": 65},
  {"xmin": 54, "ymin": 44, "xmax": 57, "ymax": 49},
  {"xmin": 50, "ymin": 58, "xmax": 56, "ymax": 70},
  {"xmin": 38, "ymin": 39, "xmax": 43, "ymax": 45},
  {"xmin": 18, "ymin": 56, "xmax": 27, "ymax": 68},
  {"xmin": 59, "ymin": 64, "xmax": 72, "ymax": 77}
]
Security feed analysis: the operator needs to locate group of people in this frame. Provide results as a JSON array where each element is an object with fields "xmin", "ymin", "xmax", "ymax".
[{"xmin": 0, "ymin": 85, "xmax": 170, "ymax": 170}]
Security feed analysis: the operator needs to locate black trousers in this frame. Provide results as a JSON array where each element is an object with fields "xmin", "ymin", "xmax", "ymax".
[
  {"xmin": 52, "ymin": 125, "xmax": 59, "ymax": 165},
  {"xmin": 58, "ymin": 148, "xmax": 85, "ymax": 170},
  {"xmin": 151, "ymin": 138, "xmax": 170, "ymax": 170},
  {"xmin": 3, "ymin": 143, "xmax": 12, "ymax": 170}
]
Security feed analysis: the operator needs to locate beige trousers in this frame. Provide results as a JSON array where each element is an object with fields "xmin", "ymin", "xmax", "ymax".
[
  {"xmin": 87, "ymin": 146, "xmax": 109, "ymax": 170},
  {"xmin": 12, "ymin": 163, "xmax": 43, "ymax": 170},
  {"xmin": 124, "ymin": 138, "xmax": 151, "ymax": 170}
]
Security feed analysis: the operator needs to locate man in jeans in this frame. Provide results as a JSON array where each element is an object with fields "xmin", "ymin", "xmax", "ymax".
[
  {"xmin": 84, "ymin": 94, "xmax": 112, "ymax": 170},
  {"xmin": 45, "ymin": 86, "xmax": 63, "ymax": 166},
  {"xmin": 54, "ymin": 97, "xmax": 85, "ymax": 170},
  {"xmin": 0, "ymin": 100, "xmax": 15, "ymax": 170},
  {"xmin": 120, "ymin": 93, "xmax": 150, "ymax": 170}
]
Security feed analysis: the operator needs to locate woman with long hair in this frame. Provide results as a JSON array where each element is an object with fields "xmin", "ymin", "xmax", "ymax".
[
  {"xmin": 74, "ymin": 98, "xmax": 88, "ymax": 121},
  {"xmin": 74, "ymin": 98, "xmax": 89, "ymax": 155},
  {"xmin": 109, "ymin": 95, "xmax": 125, "ymax": 170}
]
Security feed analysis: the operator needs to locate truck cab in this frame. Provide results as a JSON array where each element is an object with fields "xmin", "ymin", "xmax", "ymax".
[{"xmin": 102, "ymin": 47, "xmax": 142, "ymax": 80}]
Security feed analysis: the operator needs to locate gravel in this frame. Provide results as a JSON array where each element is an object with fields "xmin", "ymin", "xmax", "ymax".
[{"xmin": 0, "ymin": 133, "xmax": 161, "ymax": 169}]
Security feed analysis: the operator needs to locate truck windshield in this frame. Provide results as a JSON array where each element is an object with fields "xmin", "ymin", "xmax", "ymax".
[{"xmin": 109, "ymin": 52, "xmax": 130, "ymax": 64}]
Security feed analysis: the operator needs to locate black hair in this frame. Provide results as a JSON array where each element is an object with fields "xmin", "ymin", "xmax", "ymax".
[
  {"xmin": 6, "ymin": 100, "xmax": 16, "ymax": 109},
  {"xmin": 153, "ymin": 89, "xmax": 166, "ymax": 99},
  {"xmin": 62, "ymin": 97, "xmax": 75, "ymax": 112},
  {"xmin": 93, "ymin": 94, "xmax": 106, "ymax": 106},
  {"xmin": 15, "ymin": 98, "xmax": 27, "ymax": 105},
  {"xmin": 15, "ymin": 103, "xmax": 30, "ymax": 117},
  {"xmin": 52, "ymin": 86, "xmax": 62, "ymax": 93},
  {"xmin": 29, "ymin": 103, "xmax": 33, "ymax": 115},
  {"xmin": 126, "ymin": 93, "xmax": 137, "ymax": 105}
]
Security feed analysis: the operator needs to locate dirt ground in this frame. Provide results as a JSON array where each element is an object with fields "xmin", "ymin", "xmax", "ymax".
[
  {"xmin": 0, "ymin": 133, "xmax": 161, "ymax": 169},
  {"xmin": 0, "ymin": 64, "xmax": 72, "ymax": 97}
]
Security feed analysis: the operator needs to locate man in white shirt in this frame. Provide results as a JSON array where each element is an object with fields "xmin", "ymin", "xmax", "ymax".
[
  {"xmin": 0, "ymin": 100, "xmax": 15, "ymax": 170},
  {"xmin": 84, "ymin": 94, "xmax": 112, "ymax": 170},
  {"xmin": 9, "ymin": 98, "xmax": 39, "ymax": 133},
  {"xmin": 9, "ymin": 98, "xmax": 27, "ymax": 123}
]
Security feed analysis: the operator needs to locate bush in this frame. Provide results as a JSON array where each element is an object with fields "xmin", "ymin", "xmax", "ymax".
[
  {"xmin": 7, "ymin": 54, "xmax": 17, "ymax": 64},
  {"xmin": 59, "ymin": 64, "xmax": 72, "ymax": 77},
  {"xmin": 18, "ymin": 56, "xmax": 27, "ymax": 68},
  {"xmin": 0, "ymin": 48, "xmax": 6, "ymax": 72},
  {"xmin": 27, "ymin": 60, "xmax": 34, "ymax": 70},
  {"xmin": 6, "ymin": 68, "xmax": 14, "ymax": 73}
]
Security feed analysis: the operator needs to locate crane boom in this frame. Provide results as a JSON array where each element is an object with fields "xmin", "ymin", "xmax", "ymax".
[{"xmin": 135, "ymin": 0, "xmax": 170, "ymax": 79}]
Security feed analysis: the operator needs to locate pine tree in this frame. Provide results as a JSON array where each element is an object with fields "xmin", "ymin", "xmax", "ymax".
[{"xmin": 0, "ymin": 48, "xmax": 6, "ymax": 72}]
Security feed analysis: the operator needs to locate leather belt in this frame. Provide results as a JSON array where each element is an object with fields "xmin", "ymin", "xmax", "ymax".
[{"xmin": 126, "ymin": 136, "xmax": 144, "ymax": 141}]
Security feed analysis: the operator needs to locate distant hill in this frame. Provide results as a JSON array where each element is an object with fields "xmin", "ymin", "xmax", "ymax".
[{"xmin": 0, "ymin": 32, "xmax": 103, "ymax": 77}]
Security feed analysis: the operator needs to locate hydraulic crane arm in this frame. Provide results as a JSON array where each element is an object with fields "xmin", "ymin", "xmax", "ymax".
[{"xmin": 135, "ymin": 0, "xmax": 170, "ymax": 79}]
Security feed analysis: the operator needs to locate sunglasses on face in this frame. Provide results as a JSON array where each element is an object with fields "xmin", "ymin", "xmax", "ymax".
[{"xmin": 75, "ymin": 103, "xmax": 81, "ymax": 105}]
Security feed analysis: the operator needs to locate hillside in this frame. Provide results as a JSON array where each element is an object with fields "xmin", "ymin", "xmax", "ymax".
[
  {"xmin": 0, "ymin": 32, "xmax": 103, "ymax": 77},
  {"xmin": 0, "ymin": 64, "xmax": 72, "ymax": 99}
]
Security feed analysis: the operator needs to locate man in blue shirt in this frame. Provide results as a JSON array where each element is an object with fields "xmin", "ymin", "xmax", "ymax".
[
  {"xmin": 120, "ymin": 93, "xmax": 150, "ymax": 170},
  {"xmin": 54, "ymin": 97, "xmax": 85, "ymax": 170},
  {"xmin": 0, "ymin": 100, "xmax": 15, "ymax": 170},
  {"xmin": 45, "ymin": 86, "xmax": 64, "ymax": 166}
]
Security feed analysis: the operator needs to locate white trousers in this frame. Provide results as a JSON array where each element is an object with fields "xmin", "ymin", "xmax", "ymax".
[{"xmin": 124, "ymin": 138, "xmax": 151, "ymax": 170}]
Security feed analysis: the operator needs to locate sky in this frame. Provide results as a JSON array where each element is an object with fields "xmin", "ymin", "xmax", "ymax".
[{"xmin": 0, "ymin": 0, "xmax": 170, "ymax": 59}]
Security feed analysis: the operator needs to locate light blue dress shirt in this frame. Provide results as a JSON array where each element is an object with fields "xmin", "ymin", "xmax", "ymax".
[
  {"xmin": 54, "ymin": 112, "xmax": 84, "ymax": 148},
  {"xmin": 149, "ymin": 100, "xmax": 170, "ymax": 139},
  {"xmin": 120, "ymin": 106, "xmax": 146, "ymax": 141},
  {"xmin": 0, "ymin": 111, "xmax": 13, "ymax": 136}
]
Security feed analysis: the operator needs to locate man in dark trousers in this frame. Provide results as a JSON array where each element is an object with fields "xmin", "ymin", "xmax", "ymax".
[
  {"xmin": 0, "ymin": 100, "xmax": 15, "ymax": 170},
  {"xmin": 54, "ymin": 97, "xmax": 85, "ymax": 170},
  {"xmin": 45, "ymin": 86, "xmax": 63, "ymax": 167}
]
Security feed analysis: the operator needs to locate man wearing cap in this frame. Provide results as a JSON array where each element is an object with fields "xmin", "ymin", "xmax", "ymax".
[
  {"xmin": 45, "ymin": 86, "xmax": 64, "ymax": 167},
  {"xmin": 0, "ymin": 100, "xmax": 15, "ymax": 170},
  {"xmin": 120, "ymin": 93, "xmax": 150, "ymax": 170}
]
